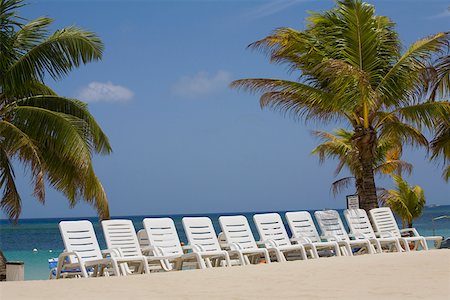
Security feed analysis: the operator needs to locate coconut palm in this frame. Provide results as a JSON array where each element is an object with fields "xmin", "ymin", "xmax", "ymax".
[
  {"xmin": 231, "ymin": 0, "xmax": 450, "ymax": 211},
  {"xmin": 0, "ymin": 0, "xmax": 111, "ymax": 221},
  {"xmin": 380, "ymin": 175, "xmax": 426, "ymax": 228},
  {"xmin": 311, "ymin": 128, "xmax": 412, "ymax": 196}
]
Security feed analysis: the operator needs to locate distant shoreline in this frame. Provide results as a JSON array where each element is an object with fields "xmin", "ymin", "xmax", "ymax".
[{"xmin": 2, "ymin": 204, "xmax": 449, "ymax": 223}]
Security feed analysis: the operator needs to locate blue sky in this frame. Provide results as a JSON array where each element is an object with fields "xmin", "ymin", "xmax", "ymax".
[{"xmin": 7, "ymin": 0, "xmax": 450, "ymax": 219}]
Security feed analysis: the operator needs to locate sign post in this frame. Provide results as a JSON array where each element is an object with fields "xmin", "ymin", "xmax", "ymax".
[{"xmin": 346, "ymin": 194, "xmax": 359, "ymax": 209}]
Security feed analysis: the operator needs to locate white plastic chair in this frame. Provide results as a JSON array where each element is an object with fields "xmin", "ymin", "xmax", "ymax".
[
  {"xmin": 58, "ymin": 220, "xmax": 124, "ymax": 278},
  {"xmin": 369, "ymin": 207, "xmax": 442, "ymax": 250},
  {"xmin": 315, "ymin": 210, "xmax": 375, "ymax": 256},
  {"xmin": 101, "ymin": 219, "xmax": 160, "ymax": 275},
  {"xmin": 218, "ymin": 215, "xmax": 271, "ymax": 265},
  {"xmin": 143, "ymin": 217, "xmax": 214, "ymax": 270},
  {"xmin": 344, "ymin": 209, "xmax": 402, "ymax": 253},
  {"xmin": 285, "ymin": 211, "xmax": 341, "ymax": 258},
  {"xmin": 253, "ymin": 213, "xmax": 307, "ymax": 262},
  {"xmin": 182, "ymin": 217, "xmax": 232, "ymax": 268}
]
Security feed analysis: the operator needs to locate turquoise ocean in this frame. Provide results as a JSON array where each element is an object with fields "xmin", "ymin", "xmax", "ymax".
[{"xmin": 1, "ymin": 206, "xmax": 449, "ymax": 280}]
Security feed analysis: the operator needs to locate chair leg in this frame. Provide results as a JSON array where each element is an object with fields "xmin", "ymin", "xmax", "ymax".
[
  {"xmin": 142, "ymin": 258, "xmax": 150, "ymax": 274},
  {"xmin": 224, "ymin": 252, "xmax": 232, "ymax": 267},
  {"xmin": 111, "ymin": 259, "xmax": 121, "ymax": 277},
  {"xmin": 194, "ymin": 253, "xmax": 207, "ymax": 269},
  {"xmin": 421, "ymin": 238, "xmax": 429, "ymax": 251},
  {"xmin": 310, "ymin": 246, "xmax": 319, "ymax": 259},
  {"xmin": 263, "ymin": 249, "xmax": 271, "ymax": 264},
  {"xmin": 299, "ymin": 245, "xmax": 308, "ymax": 260},
  {"xmin": 80, "ymin": 263, "xmax": 89, "ymax": 278},
  {"xmin": 244, "ymin": 255, "xmax": 251, "ymax": 265},
  {"xmin": 272, "ymin": 249, "xmax": 285, "ymax": 262},
  {"xmin": 340, "ymin": 243, "xmax": 353, "ymax": 256},
  {"xmin": 205, "ymin": 257, "xmax": 213, "ymax": 268},
  {"xmin": 333, "ymin": 244, "xmax": 341, "ymax": 257}
]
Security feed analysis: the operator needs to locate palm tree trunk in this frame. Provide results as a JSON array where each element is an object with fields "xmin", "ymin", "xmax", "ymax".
[
  {"xmin": 0, "ymin": 250, "xmax": 6, "ymax": 281},
  {"xmin": 355, "ymin": 176, "xmax": 364, "ymax": 199},
  {"xmin": 352, "ymin": 126, "xmax": 379, "ymax": 212}
]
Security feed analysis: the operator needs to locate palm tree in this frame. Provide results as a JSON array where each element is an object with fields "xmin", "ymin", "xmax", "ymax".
[
  {"xmin": 231, "ymin": 0, "xmax": 450, "ymax": 211},
  {"xmin": 311, "ymin": 128, "xmax": 412, "ymax": 197},
  {"xmin": 420, "ymin": 53, "xmax": 450, "ymax": 181},
  {"xmin": 380, "ymin": 175, "xmax": 426, "ymax": 228},
  {"xmin": 0, "ymin": 0, "xmax": 111, "ymax": 221}
]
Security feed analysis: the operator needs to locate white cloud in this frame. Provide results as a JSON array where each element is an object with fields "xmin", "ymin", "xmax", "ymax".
[
  {"xmin": 171, "ymin": 70, "xmax": 232, "ymax": 98},
  {"xmin": 246, "ymin": 0, "xmax": 310, "ymax": 19},
  {"xmin": 78, "ymin": 81, "xmax": 134, "ymax": 103}
]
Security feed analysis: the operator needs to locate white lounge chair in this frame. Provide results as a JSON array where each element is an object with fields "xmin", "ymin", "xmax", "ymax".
[
  {"xmin": 218, "ymin": 215, "xmax": 271, "ymax": 265},
  {"xmin": 315, "ymin": 210, "xmax": 375, "ymax": 256},
  {"xmin": 369, "ymin": 207, "xmax": 443, "ymax": 250},
  {"xmin": 101, "ymin": 219, "xmax": 158, "ymax": 275},
  {"xmin": 344, "ymin": 209, "xmax": 402, "ymax": 253},
  {"xmin": 58, "ymin": 220, "xmax": 125, "ymax": 278},
  {"xmin": 143, "ymin": 217, "xmax": 216, "ymax": 270},
  {"xmin": 285, "ymin": 211, "xmax": 341, "ymax": 258},
  {"xmin": 182, "ymin": 217, "xmax": 232, "ymax": 268},
  {"xmin": 253, "ymin": 213, "xmax": 307, "ymax": 261}
]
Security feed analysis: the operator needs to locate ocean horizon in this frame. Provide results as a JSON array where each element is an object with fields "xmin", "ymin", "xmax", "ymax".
[{"xmin": 1, "ymin": 205, "xmax": 449, "ymax": 280}]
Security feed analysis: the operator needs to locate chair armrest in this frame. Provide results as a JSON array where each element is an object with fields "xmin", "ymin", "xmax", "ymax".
[
  {"xmin": 400, "ymin": 228, "xmax": 420, "ymax": 237},
  {"xmin": 102, "ymin": 248, "xmax": 120, "ymax": 258},
  {"xmin": 227, "ymin": 242, "xmax": 242, "ymax": 251},
  {"xmin": 182, "ymin": 244, "xmax": 205, "ymax": 252},
  {"xmin": 257, "ymin": 239, "xmax": 278, "ymax": 248},
  {"xmin": 321, "ymin": 235, "xmax": 340, "ymax": 242},
  {"xmin": 142, "ymin": 245, "xmax": 165, "ymax": 256},
  {"xmin": 57, "ymin": 251, "xmax": 82, "ymax": 264},
  {"xmin": 375, "ymin": 231, "xmax": 395, "ymax": 238},
  {"xmin": 290, "ymin": 237, "xmax": 312, "ymax": 244},
  {"xmin": 219, "ymin": 243, "xmax": 230, "ymax": 250},
  {"xmin": 348, "ymin": 233, "xmax": 367, "ymax": 240}
]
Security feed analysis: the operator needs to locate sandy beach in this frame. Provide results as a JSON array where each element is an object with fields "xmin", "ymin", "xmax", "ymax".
[{"xmin": 1, "ymin": 250, "xmax": 449, "ymax": 299}]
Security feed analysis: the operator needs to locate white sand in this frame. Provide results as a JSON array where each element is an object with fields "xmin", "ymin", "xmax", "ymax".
[{"xmin": 1, "ymin": 250, "xmax": 449, "ymax": 299}]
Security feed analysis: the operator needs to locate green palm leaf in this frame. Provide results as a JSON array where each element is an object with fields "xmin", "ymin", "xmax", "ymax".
[{"xmin": 5, "ymin": 26, "xmax": 103, "ymax": 90}]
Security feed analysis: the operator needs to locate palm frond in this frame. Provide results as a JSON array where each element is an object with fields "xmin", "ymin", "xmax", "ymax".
[
  {"xmin": 12, "ymin": 17, "xmax": 52, "ymax": 53},
  {"xmin": 430, "ymin": 115, "xmax": 450, "ymax": 161},
  {"xmin": 5, "ymin": 26, "xmax": 103, "ymax": 89},
  {"xmin": 0, "ymin": 120, "xmax": 45, "ymax": 201},
  {"xmin": 331, "ymin": 176, "xmax": 355, "ymax": 197},
  {"xmin": 0, "ymin": 148, "xmax": 21, "ymax": 221},
  {"xmin": 9, "ymin": 106, "xmax": 92, "ymax": 165},
  {"xmin": 13, "ymin": 95, "xmax": 112, "ymax": 154},
  {"xmin": 376, "ymin": 32, "xmax": 449, "ymax": 106},
  {"xmin": 378, "ymin": 119, "xmax": 428, "ymax": 148},
  {"xmin": 443, "ymin": 165, "xmax": 450, "ymax": 182},
  {"xmin": 396, "ymin": 101, "xmax": 450, "ymax": 129}
]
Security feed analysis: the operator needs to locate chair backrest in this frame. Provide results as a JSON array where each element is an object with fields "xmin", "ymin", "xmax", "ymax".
[
  {"xmin": 285, "ymin": 211, "xmax": 321, "ymax": 243},
  {"xmin": 314, "ymin": 210, "xmax": 349, "ymax": 241},
  {"xmin": 59, "ymin": 220, "xmax": 102, "ymax": 263},
  {"xmin": 369, "ymin": 207, "xmax": 401, "ymax": 238},
  {"xmin": 143, "ymin": 218, "xmax": 184, "ymax": 256},
  {"xmin": 253, "ymin": 213, "xmax": 291, "ymax": 247},
  {"xmin": 137, "ymin": 229, "xmax": 150, "ymax": 248},
  {"xmin": 218, "ymin": 215, "xmax": 258, "ymax": 250},
  {"xmin": 101, "ymin": 219, "xmax": 143, "ymax": 257},
  {"xmin": 182, "ymin": 217, "xmax": 222, "ymax": 253},
  {"xmin": 344, "ymin": 209, "xmax": 376, "ymax": 239}
]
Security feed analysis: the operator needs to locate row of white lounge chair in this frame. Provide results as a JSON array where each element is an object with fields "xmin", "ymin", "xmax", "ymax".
[{"xmin": 54, "ymin": 207, "xmax": 443, "ymax": 279}]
